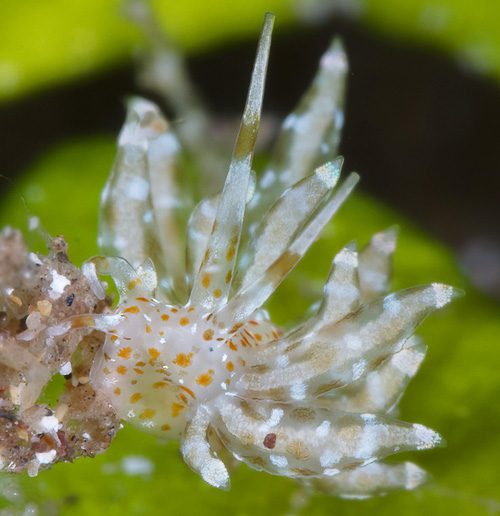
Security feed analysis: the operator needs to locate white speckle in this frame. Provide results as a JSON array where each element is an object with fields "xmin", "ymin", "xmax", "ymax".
[
  {"xmin": 323, "ymin": 468, "xmax": 340, "ymax": 477},
  {"xmin": 125, "ymin": 176, "xmax": 150, "ymax": 201},
  {"xmin": 143, "ymin": 210, "xmax": 153, "ymax": 223},
  {"xmin": 260, "ymin": 169, "xmax": 276, "ymax": 189},
  {"xmin": 316, "ymin": 420, "xmax": 331, "ymax": 437},
  {"xmin": 392, "ymin": 348, "xmax": 424, "ymax": 376},
  {"xmin": 269, "ymin": 455, "xmax": 288, "ymax": 468},
  {"xmin": 29, "ymin": 253, "xmax": 42, "ymax": 265},
  {"xmin": 275, "ymin": 355, "xmax": 289, "ymax": 368},
  {"xmin": 383, "ymin": 293, "xmax": 400, "ymax": 315},
  {"xmin": 121, "ymin": 455, "xmax": 155, "ymax": 476},
  {"xmin": 149, "ymin": 133, "xmax": 180, "ymax": 158},
  {"xmin": 413, "ymin": 423, "xmax": 441, "ymax": 449},
  {"xmin": 352, "ymin": 359, "xmax": 366, "ymax": 381},
  {"xmin": 290, "ymin": 383, "xmax": 306, "ymax": 400},
  {"xmin": 353, "ymin": 425, "xmax": 379, "ymax": 459},
  {"xmin": 232, "ymin": 452, "xmax": 243, "ymax": 461},
  {"xmin": 127, "ymin": 410, "xmax": 135, "ymax": 418},
  {"xmin": 360, "ymin": 413, "xmax": 377, "ymax": 423},
  {"xmin": 48, "ymin": 270, "xmax": 71, "ymax": 300},
  {"xmin": 35, "ymin": 450, "xmax": 57, "ymax": 465},
  {"xmin": 320, "ymin": 449, "xmax": 341, "ymax": 467},
  {"xmin": 220, "ymin": 382, "xmax": 227, "ymax": 390},
  {"xmin": 268, "ymin": 408, "xmax": 284, "ymax": 427},
  {"xmin": 432, "ymin": 283, "xmax": 453, "ymax": 308},
  {"xmin": 82, "ymin": 432, "xmax": 91, "ymax": 439},
  {"xmin": 59, "ymin": 361, "xmax": 72, "ymax": 376},
  {"xmin": 344, "ymin": 334, "xmax": 362, "ymax": 350},
  {"xmin": 315, "ymin": 161, "xmax": 340, "ymax": 188},
  {"xmin": 200, "ymin": 458, "xmax": 229, "ymax": 489},
  {"xmin": 40, "ymin": 416, "xmax": 59, "ymax": 433}
]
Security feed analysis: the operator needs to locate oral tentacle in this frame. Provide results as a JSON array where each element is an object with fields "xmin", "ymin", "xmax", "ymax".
[{"xmin": 189, "ymin": 13, "xmax": 274, "ymax": 311}]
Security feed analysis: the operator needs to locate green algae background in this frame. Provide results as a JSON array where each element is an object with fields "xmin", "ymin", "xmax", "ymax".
[
  {"xmin": 1, "ymin": 1, "xmax": 500, "ymax": 515},
  {"xmin": 1, "ymin": 0, "xmax": 500, "ymax": 101}
]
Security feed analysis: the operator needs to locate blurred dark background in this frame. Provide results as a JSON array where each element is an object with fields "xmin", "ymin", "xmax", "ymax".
[{"xmin": 1, "ymin": 14, "xmax": 499, "ymax": 298}]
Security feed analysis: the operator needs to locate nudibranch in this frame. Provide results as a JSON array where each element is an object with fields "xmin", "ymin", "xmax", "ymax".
[{"xmin": 66, "ymin": 13, "xmax": 460, "ymax": 497}]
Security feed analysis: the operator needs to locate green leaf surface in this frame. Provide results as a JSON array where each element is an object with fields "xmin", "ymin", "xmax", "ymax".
[
  {"xmin": 2, "ymin": 1, "xmax": 500, "ymax": 102},
  {"xmin": 1, "ymin": 138, "xmax": 499, "ymax": 515}
]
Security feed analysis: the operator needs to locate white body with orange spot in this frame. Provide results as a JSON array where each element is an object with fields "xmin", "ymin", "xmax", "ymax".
[
  {"xmin": 91, "ymin": 298, "xmax": 278, "ymax": 439},
  {"xmin": 77, "ymin": 13, "xmax": 460, "ymax": 497}
]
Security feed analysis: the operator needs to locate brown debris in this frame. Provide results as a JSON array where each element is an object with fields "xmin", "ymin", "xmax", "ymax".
[{"xmin": 0, "ymin": 227, "xmax": 119, "ymax": 476}]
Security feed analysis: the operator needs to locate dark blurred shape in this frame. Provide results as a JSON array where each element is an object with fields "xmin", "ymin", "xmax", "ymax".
[{"xmin": 0, "ymin": 15, "xmax": 499, "ymax": 298}]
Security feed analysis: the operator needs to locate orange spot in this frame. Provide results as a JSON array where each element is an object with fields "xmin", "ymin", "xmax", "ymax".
[
  {"xmin": 173, "ymin": 353, "xmax": 193, "ymax": 368},
  {"xmin": 103, "ymin": 367, "xmax": 111, "ymax": 375},
  {"xmin": 117, "ymin": 347, "xmax": 132, "ymax": 359},
  {"xmin": 172, "ymin": 402, "xmax": 185, "ymax": 417},
  {"xmin": 114, "ymin": 387, "xmax": 121, "ymax": 395},
  {"xmin": 201, "ymin": 275, "xmax": 211, "ymax": 288},
  {"xmin": 272, "ymin": 331, "xmax": 279, "ymax": 340},
  {"xmin": 255, "ymin": 333, "xmax": 262, "ymax": 341},
  {"xmin": 196, "ymin": 371, "xmax": 213, "ymax": 387},
  {"xmin": 130, "ymin": 393, "xmax": 142, "ymax": 404},
  {"xmin": 188, "ymin": 307, "xmax": 195, "ymax": 312},
  {"xmin": 136, "ymin": 361, "xmax": 146, "ymax": 367},
  {"xmin": 179, "ymin": 385, "xmax": 196, "ymax": 399},
  {"xmin": 116, "ymin": 365, "xmax": 127, "ymax": 375},
  {"xmin": 134, "ymin": 368, "xmax": 144, "ymax": 375},
  {"xmin": 179, "ymin": 317, "xmax": 189, "ymax": 326},
  {"xmin": 139, "ymin": 408, "xmax": 156, "ymax": 419},
  {"xmin": 148, "ymin": 348, "xmax": 160, "ymax": 364},
  {"xmin": 104, "ymin": 353, "xmax": 111, "ymax": 361},
  {"xmin": 153, "ymin": 382, "xmax": 167, "ymax": 389},
  {"xmin": 226, "ymin": 270, "xmax": 232, "ymax": 284},
  {"xmin": 203, "ymin": 329, "xmax": 214, "ymax": 341},
  {"xmin": 131, "ymin": 379, "xmax": 137, "ymax": 385},
  {"xmin": 127, "ymin": 278, "xmax": 142, "ymax": 290},
  {"xmin": 145, "ymin": 324, "xmax": 152, "ymax": 333},
  {"xmin": 161, "ymin": 314, "xmax": 169, "ymax": 321},
  {"xmin": 136, "ymin": 297, "xmax": 149, "ymax": 302},
  {"xmin": 159, "ymin": 331, "xmax": 164, "ymax": 336},
  {"xmin": 180, "ymin": 393, "xmax": 188, "ymax": 403},
  {"xmin": 242, "ymin": 360, "xmax": 246, "ymax": 366},
  {"xmin": 161, "ymin": 424, "xmax": 171, "ymax": 431},
  {"xmin": 123, "ymin": 306, "xmax": 140, "ymax": 314},
  {"xmin": 226, "ymin": 245, "xmax": 236, "ymax": 261},
  {"xmin": 226, "ymin": 361, "xmax": 234, "ymax": 372},
  {"xmin": 229, "ymin": 340, "xmax": 237, "ymax": 351},
  {"xmin": 171, "ymin": 308, "xmax": 178, "ymax": 313},
  {"xmin": 213, "ymin": 288, "xmax": 222, "ymax": 298},
  {"xmin": 110, "ymin": 335, "xmax": 118, "ymax": 343},
  {"xmin": 249, "ymin": 320, "xmax": 259, "ymax": 326}
]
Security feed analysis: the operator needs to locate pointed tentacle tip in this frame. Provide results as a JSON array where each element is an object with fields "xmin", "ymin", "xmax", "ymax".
[
  {"xmin": 315, "ymin": 157, "xmax": 343, "ymax": 188},
  {"xmin": 413, "ymin": 423, "xmax": 446, "ymax": 450},
  {"xmin": 321, "ymin": 37, "xmax": 348, "ymax": 72}
]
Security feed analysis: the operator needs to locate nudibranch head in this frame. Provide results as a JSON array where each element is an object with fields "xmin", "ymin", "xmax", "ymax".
[
  {"xmin": 69, "ymin": 12, "xmax": 461, "ymax": 496},
  {"xmin": 91, "ymin": 295, "xmax": 280, "ymax": 439}
]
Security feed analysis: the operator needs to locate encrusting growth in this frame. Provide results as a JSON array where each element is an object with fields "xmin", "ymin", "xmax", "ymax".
[{"xmin": 0, "ymin": 11, "xmax": 462, "ymax": 499}]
